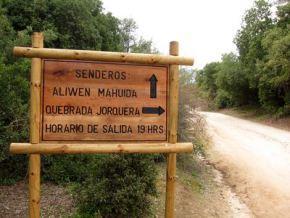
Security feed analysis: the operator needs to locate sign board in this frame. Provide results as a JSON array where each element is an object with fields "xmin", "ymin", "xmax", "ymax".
[
  {"xmin": 11, "ymin": 37, "xmax": 193, "ymax": 218},
  {"xmin": 42, "ymin": 60, "xmax": 168, "ymax": 141}
]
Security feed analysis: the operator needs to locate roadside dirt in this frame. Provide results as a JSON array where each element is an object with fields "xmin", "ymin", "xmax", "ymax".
[
  {"xmin": 154, "ymin": 157, "xmax": 252, "ymax": 218},
  {"xmin": 220, "ymin": 108, "xmax": 290, "ymax": 131},
  {"xmin": 202, "ymin": 112, "xmax": 290, "ymax": 218},
  {"xmin": 1, "ymin": 157, "xmax": 251, "ymax": 217},
  {"xmin": 0, "ymin": 181, "xmax": 75, "ymax": 217}
]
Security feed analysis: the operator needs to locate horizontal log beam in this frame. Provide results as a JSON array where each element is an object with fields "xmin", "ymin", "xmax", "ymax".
[
  {"xmin": 10, "ymin": 142, "xmax": 193, "ymax": 154},
  {"xmin": 13, "ymin": 47, "xmax": 194, "ymax": 66}
]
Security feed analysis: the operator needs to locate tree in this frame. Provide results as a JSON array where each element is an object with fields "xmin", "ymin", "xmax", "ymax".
[
  {"xmin": 196, "ymin": 62, "xmax": 219, "ymax": 100},
  {"xmin": 119, "ymin": 18, "xmax": 157, "ymax": 54},
  {"xmin": 215, "ymin": 53, "xmax": 249, "ymax": 107},
  {"xmin": 130, "ymin": 37, "xmax": 158, "ymax": 54},
  {"xmin": 234, "ymin": 0, "xmax": 273, "ymax": 104},
  {"xmin": 119, "ymin": 18, "xmax": 138, "ymax": 52},
  {"xmin": 1, "ymin": 0, "xmax": 123, "ymax": 51},
  {"xmin": 0, "ymin": 21, "xmax": 31, "ymax": 180},
  {"xmin": 257, "ymin": 2, "xmax": 290, "ymax": 114},
  {"xmin": 196, "ymin": 1, "xmax": 290, "ymax": 115}
]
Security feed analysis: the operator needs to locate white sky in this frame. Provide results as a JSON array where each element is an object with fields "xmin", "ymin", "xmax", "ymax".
[{"xmin": 103, "ymin": 0, "xmax": 255, "ymax": 69}]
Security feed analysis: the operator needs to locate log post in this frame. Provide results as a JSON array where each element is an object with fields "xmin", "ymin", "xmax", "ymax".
[
  {"xmin": 165, "ymin": 41, "xmax": 179, "ymax": 218},
  {"xmin": 13, "ymin": 47, "xmax": 194, "ymax": 66},
  {"xmin": 29, "ymin": 32, "xmax": 43, "ymax": 218},
  {"xmin": 10, "ymin": 142, "xmax": 193, "ymax": 154}
]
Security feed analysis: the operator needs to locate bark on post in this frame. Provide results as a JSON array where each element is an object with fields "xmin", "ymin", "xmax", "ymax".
[
  {"xmin": 10, "ymin": 142, "xmax": 193, "ymax": 154},
  {"xmin": 29, "ymin": 32, "xmax": 43, "ymax": 218},
  {"xmin": 165, "ymin": 41, "xmax": 179, "ymax": 218},
  {"xmin": 13, "ymin": 46, "xmax": 194, "ymax": 66}
]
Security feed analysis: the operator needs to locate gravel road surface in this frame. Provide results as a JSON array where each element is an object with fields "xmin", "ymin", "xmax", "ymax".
[{"xmin": 202, "ymin": 112, "xmax": 290, "ymax": 218}]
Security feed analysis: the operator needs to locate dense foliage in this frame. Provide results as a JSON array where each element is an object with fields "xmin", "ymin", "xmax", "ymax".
[
  {"xmin": 73, "ymin": 154, "xmax": 157, "ymax": 217},
  {"xmin": 0, "ymin": 0, "xmax": 159, "ymax": 216},
  {"xmin": 0, "ymin": 0, "xmax": 125, "ymax": 177},
  {"xmin": 196, "ymin": 0, "xmax": 290, "ymax": 116}
]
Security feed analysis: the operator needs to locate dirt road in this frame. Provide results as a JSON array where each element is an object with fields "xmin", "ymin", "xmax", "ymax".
[{"xmin": 201, "ymin": 112, "xmax": 290, "ymax": 218}]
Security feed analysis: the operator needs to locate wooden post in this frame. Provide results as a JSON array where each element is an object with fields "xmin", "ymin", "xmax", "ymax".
[
  {"xmin": 29, "ymin": 32, "xmax": 43, "ymax": 218},
  {"xmin": 165, "ymin": 41, "xmax": 179, "ymax": 218}
]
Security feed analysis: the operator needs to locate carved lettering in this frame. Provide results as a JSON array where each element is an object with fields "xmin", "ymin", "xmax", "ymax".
[
  {"xmin": 97, "ymin": 88, "xmax": 137, "ymax": 98},
  {"xmin": 52, "ymin": 87, "xmax": 90, "ymax": 96},
  {"xmin": 46, "ymin": 105, "xmax": 92, "ymax": 115}
]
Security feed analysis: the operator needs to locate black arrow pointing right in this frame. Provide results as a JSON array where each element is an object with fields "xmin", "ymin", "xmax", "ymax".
[{"xmin": 142, "ymin": 106, "xmax": 165, "ymax": 115}]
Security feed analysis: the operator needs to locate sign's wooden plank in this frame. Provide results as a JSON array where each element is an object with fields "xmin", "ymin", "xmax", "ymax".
[{"xmin": 42, "ymin": 60, "xmax": 168, "ymax": 141}]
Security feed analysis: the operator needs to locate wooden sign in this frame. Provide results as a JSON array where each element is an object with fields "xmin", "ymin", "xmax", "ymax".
[
  {"xmin": 42, "ymin": 60, "xmax": 168, "ymax": 141},
  {"xmin": 11, "ymin": 36, "xmax": 194, "ymax": 218}
]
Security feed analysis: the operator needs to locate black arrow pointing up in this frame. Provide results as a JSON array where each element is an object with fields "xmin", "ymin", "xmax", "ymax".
[
  {"xmin": 142, "ymin": 106, "xmax": 165, "ymax": 115},
  {"xmin": 149, "ymin": 74, "xmax": 158, "ymax": 98}
]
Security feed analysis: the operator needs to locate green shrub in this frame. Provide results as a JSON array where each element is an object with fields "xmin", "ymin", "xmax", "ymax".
[
  {"xmin": 0, "ymin": 59, "xmax": 30, "ymax": 184},
  {"xmin": 72, "ymin": 154, "xmax": 157, "ymax": 217},
  {"xmin": 0, "ymin": 155, "xmax": 28, "ymax": 184},
  {"xmin": 215, "ymin": 90, "xmax": 234, "ymax": 108},
  {"xmin": 42, "ymin": 154, "xmax": 103, "ymax": 184}
]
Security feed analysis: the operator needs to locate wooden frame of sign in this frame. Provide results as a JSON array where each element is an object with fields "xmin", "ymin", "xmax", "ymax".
[{"xmin": 10, "ymin": 32, "xmax": 194, "ymax": 218}]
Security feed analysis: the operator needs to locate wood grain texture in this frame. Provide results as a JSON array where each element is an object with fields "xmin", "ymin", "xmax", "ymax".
[
  {"xmin": 42, "ymin": 60, "xmax": 168, "ymax": 141},
  {"xmin": 30, "ymin": 35, "xmax": 43, "ymax": 143},
  {"xmin": 28, "ymin": 154, "xmax": 40, "ymax": 218},
  {"xmin": 13, "ymin": 47, "xmax": 194, "ymax": 66},
  {"xmin": 165, "ymin": 41, "xmax": 179, "ymax": 218},
  {"xmin": 29, "ymin": 32, "xmax": 43, "ymax": 218},
  {"xmin": 10, "ymin": 142, "xmax": 193, "ymax": 154}
]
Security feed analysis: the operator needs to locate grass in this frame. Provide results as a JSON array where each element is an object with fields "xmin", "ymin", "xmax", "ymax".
[
  {"xmin": 220, "ymin": 106, "xmax": 290, "ymax": 131},
  {"xmin": 221, "ymin": 105, "xmax": 267, "ymax": 118},
  {"xmin": 152, "ymin": 157, "xmax": 206, "ymax": 217}
]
